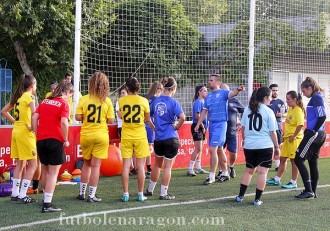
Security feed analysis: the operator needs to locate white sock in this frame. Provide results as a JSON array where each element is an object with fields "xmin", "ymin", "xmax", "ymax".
[
  {"xmin": 160, "ymin": 184, "xmax": 168, "ymax": 196},
  {"xmin": 196, "ymin": 160, "xmax": 202, "ymax": 169},
  {"xmin": 89, "ymin": 186, "xmax": 97, "ymax": 198},
  {"xmin": 275, "ymin": 160, "xmax": 280, "ymax": 168},
  {"xmin": 11, "ymin": 178, "xmax": 21, "ymax": 197},
  {"xmin": 79, "ymin": 182, "xmax": 88, "ymax": 196},
  {"xmin": 123, "ymin": 192, "xmax": 129, "ymax": 196},
  {"xmin": 148, "ymin": 180, "xmax": 157, "ymax": 193},
  {"xmin": 290, "ymin": 179, "xmax": 297, "ymax": 184},
  {"xmin": 19, "ymin": 179, "xmax": 31, "ymax": 199},
  {"xmin": 221, "ymin": 171, "xmax": 229, "ymax": 176},
  {"xmin": 138, "ymin": 192, "xmax": 143, "ymax": 196},
  {"xmin": 43, "ymin": 192, "xmax": 53, "ymax": 203},
  {"xmin": 274, "ymin": 176, "xmax": 281, "ymax": 182},
  {"xmin": 189, "ymin": 160, "xmax": 195, "ymax": 170},
  {"xmin": 229, "ymin": 165, "xmax": 234, "ymax": 168},
  {"xmin": 209, "ymin": 172, "xmax": 215, "ymax": 180}
]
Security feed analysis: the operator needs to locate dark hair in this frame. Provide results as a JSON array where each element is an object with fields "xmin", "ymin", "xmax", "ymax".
[
  {"xmin": 65, "ymin": 72, "xmax": 72, "ymax": 78},
  {"xmin": 193, "ymin": 85, "xmax": 205, "ymax": 102},
  {"xmin": 301, "ymin": 76, "xmax": 323, "ymax": 94},
  {"xmin": 146, "ymin": 81, "xmax": 163, "ymax": 100},
  {"xmin": 269, "ymin": 83, "xmax": 278, "ymax": 89},
  {"xmin": 161, "ymin": 77, "xmax": 177, "ymax": 91},
  {"xmin": 118, "ymin": 85, "xmax": 127, "ymax": 97},
  {"xmin": 286, "ymin": 90, "xmax": 306, "ymax": 118},
  {"xmin": 125, "ymin": 77, "xmax": 140, "ymax": 94},
  {"xmin": 50, "ymin": 80, "xmax": 73, "ymax": 98},
  {"xmin": 10, "ymin": 74, "xmax": 36, "ymax": 105},
  {"xmin": 249, "ymin": 86, "xmax": 271, "ymax": 114}
]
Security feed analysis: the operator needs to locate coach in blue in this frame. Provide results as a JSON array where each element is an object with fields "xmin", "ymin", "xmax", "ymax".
[
  {"xmin": 194, "ymin": 74, "xmax": 245, "ymax": 185},
  {"xmin": 294, "ymin": 77, "xmax": 326, "ymax": 199}
]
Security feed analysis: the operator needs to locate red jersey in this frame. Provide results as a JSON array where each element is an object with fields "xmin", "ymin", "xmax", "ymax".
[{"xmin": 35, "ymin": 97, "xmax": 70, "ymax": 142}]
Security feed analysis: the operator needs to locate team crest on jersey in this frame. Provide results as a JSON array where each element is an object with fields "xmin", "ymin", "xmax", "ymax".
[
  {"xmin": 216, "ymin": 93, "xmax": 220, "ymax": 98},
  {"xmin": 32, "ymin": 151, "xmax": 37, "ymax": 156},
  {"xmin": 31, "ymin": 95, "xmax": 35, "ymax": 100},
  {"xmin": 156, "ymin": 102, "xmax": 167, "ymax": 116}
]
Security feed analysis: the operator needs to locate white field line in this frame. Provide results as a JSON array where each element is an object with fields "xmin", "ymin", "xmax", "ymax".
[{"xmin": 1, "ymin": 184, "xmax": 330, "ymax": 231}]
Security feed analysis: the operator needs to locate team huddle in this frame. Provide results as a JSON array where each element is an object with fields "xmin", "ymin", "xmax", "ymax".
[{"xmin": 1, "ymin": 72, "xmax": 326, "ymax": 213}]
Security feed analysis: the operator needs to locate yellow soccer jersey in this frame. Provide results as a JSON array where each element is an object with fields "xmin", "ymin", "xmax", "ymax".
[
  {"xmin": 284, "ymin": 106, "xmax": 304, "ymax": 139},
  {"xmin": 119, "ymin": 95, "xmax": 149, "ymax": 140},
  {"xmin": 13, "ymin": 92, "xmax": 35, "ymax": 133},
  {"xmin": 68, "ymin": 92, "xmax": 82, "ymax": 124},
  {"xmin": 45, "ymin": 92, "xmax": 52, "ymax": 98},
  {"xmin": 76, "ymin": 94, "xmax": 115, "ymax": 135}
]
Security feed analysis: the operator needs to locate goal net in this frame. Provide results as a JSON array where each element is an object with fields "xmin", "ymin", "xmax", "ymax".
[{"xmin": 79, "ymin": 0, "xmax": 330, "ymax": 119}]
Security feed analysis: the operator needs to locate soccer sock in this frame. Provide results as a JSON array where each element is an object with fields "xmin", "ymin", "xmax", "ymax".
[
  {"xmin": 274, "ymin": 176, "xmax": 281, "ymax": 182},
  {"xmin": 209, "ymin": 172, "xmax": 215, "ymax": 180},
  {"xmin": 229, "ymin": 165, "xmax": 234, "ymax": 168},
  {"xmin": 147, "ymin": 165, "xmax": 152, "ymax": 173},
  {"xmin": 11, "ymin": 178, "xmax": 21, "ymax": 197},
  {"xmin": 89, "ymin": 186, "xmax": 97, "ymax": 198},
  {"xmin": 138, "ymin": 192, "xmax": 143, "ymax": 196},
  {"xmin": 43, "ymin": 192, "xmax": 53, "ymax": 203},
  {"xmin": 79, "ymin": 182, "xmax": 88, "ymax": 196},
  {"xmin": 295, "ymin": 157, "xmax": 312, "ymax": 192},
  {"xmin": 255, "ymin": 188, "xmax": 263, "ymax": 201},
  {"xmin": 32, "ymin": 179, "xmax": 39, "ymax": 190},
  {"xmin": 189, "ymin": 160, "xmax": 195, "ymax": 170},
  {"xmin": 275, "ymin": 160, "xmax": 280, "ymax": 168},
  {"xmin": 239, "ymin": 184, "xmax": 248, "ymax": 197},
  {"xmin": 160, "ymin": 184, "xmax": 168, "ymax": 196},
  {"xmin": 19, "ymin": 179, "xmax": 31, "ymax": 198},
  {"xmin": 196, "ymin": 160, "xmax": 201, "ymax": 169},
  {"xmin": 221, "ymin": 171, "xmax": 229, "ymax": 176},
  {"xmin": 148, "ymin": 180, "xmax": 157, "ymax": 193},
  {"xmin": 290, "ymin": 179, "xmax": 297, "ymax": 184}
]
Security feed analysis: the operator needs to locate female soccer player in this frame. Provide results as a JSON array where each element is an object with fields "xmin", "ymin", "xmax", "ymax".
[
  {"xmin": 32, "ymin": 81, "xmax": 73, "ymax": 212},
  {"xmin": 187, "ymin": 85, "xmax": 208, "ymax": 176},
  {"xmin": 144, "ymin": 77, "xmax": 185, "ymax": 200},
  {"xmin": 267, "ymin": 91, "xmax": 305, "ymax": 189},
  {"xmin": 1, "ymin": 74, "xmax": 38, "ymax": 203},
  {"xmin": 75, "ymin": 72, "xmax": 115, "ymax": 202},
  {"xmin": 235, "ymin": 86, "xmax": 279, "ymax": 206},
  {"xmin": 118, "ymin": 77, "xmax": 155, "ymax": 202},
  {"xmin": 294, "ymin": 77, "xmax": 326, "ymax": 199}
]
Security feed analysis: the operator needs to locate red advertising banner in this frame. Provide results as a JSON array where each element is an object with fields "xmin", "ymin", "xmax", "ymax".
[{"xmin": 0, "ymin": 122, "xmax": 329, "ymax": 174}]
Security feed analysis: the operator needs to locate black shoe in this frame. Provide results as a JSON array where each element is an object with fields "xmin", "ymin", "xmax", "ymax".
[
  {"xmin": 11, "ymin": 196, "xmax": 18, "ymax": 202},
  {"xmin": 145, "ymin": 171, "xmax": 151, "ymax": 179},
  {"xmin": 229, "ymin": 167, "xmax": 236, "ymax": 178},
  {"xmin": 130, "ymin": 168, "xmax": 138, "ymax": 176},
  {"xmin": 159, "ymin": 194, "xmax": 175, "ymax": 200},
  {"xmin": 216, "ymin": 175, "xmax": 230, "ymax": 183},
  {"xmin": 17, "ymin": 196, "xmax": 37, "ymax": 204},
  {"xmin": 314, "ymin": 193, "xmax": 318, "ymax": 198},
  {"xmin": 275, "ymin": 167, "xmax": 279, "ymax": 171},
  {"xmin": 216, "ymin": 170, "xmax": 222, "ymax": 178},
  {"xmin": 144, "ymin": 189, "xmax": 153, "ymax": 196},
  {"xmin": 295, "ymin": 190, "xmax": 315, "ymax": 199},
  {"xmin": 76, "ymin": 194, "xmax": 85, "ymax": 200},
  {"xmin": 203, "ymin": 177, "xmax": 215, "ymax": 185},
  {"xmin": 87, "ymin": 195, "xmax": 102, "ymax": 202},
  {"xmin": 42, "ymin": 205, "xmax": 62, "ymax": 213}
]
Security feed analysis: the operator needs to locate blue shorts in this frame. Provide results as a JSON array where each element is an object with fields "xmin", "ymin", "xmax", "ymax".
[
  {"xmin": 146, "ymin": 126, "xmax": 155, "ymax": 144},
  {"xmin": 208, "ymin": 121, "xmax": 227, "ymax": 147},
  {"xmin": 224, "ymin": 132, "xmax": 238, "ymax": 153}
]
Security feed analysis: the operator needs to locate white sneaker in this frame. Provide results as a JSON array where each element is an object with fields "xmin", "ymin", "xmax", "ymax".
[
  {"xmin": 187, "ymin": 169, "xmax": 196, "ymax": 176},
  {"xmin": 195, "ymin": 168, "xmax": 209, "ymax": 174}
]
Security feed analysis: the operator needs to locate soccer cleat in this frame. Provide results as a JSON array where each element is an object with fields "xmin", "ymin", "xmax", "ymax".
[
  {"xmin": 87, "ymin": 195, "xmax": 102, "ymax": 202},
  {"xmin": 235, "ymin": 195, "xmax": 244, "ymax": 203},
  {"xmin": 203, "ymin": 177, "xmax": 215, "ymax": 185},
  {"xmin": 11, "ymin": 196, "xmax": 18, "ymax": 202},
  {"xmin": 281, "ymin": 182, "xmax": 297, "ymax": 189},
  {"xmin": 195, "ymin": 168, "xmax": 209, "ymax": 174},
  {"xmin": 159, "ymin": 194, "xmax": 175, "ymax": 200},
  {"xmin": 76, "ymin": 194, "xmax": 85, "ymax": 200},
  {"xmin": 129, "ymin": 168, "xmax": 137, "ymax": 176},
  {"xmin": 144, "ymin": 189, "xmax": 153, "ymax": 196},
  {"xmin": 187, "ymin": 169, "xmax": 197, "ymax": 176},
  {"xmin": 138, "ymin": 194, "xmax": 147, "ymax": 202},
  {"xmin": 27, "ymin": 188, "xmax": 39, "ymax": 194},
  {"xmin": 229, "ymin": 167, "xmax": 236, "ymax": 178},
  {"xmin": 216, "ymin": 175, "xmax": 230, "ymax": 183},
  {"xmin": 216, "ymin": 170, "xmax": 223, "ymax": 178},
  {"xmin": 42, "ymin": 205, "xmax": 62, "ymax": 213},
  {"xmin": 145, "ymin": 171, "xmax": 151, "ymax": 179},
  {"xmin": 121, "ymin": 194, "xmax": 129, "ymax": 202},
  {"xmin": 17, "ymin": 196, "xmax": 37, "ymax": 204},
  {"xmin": 253, "ymin": 199, "xmax": 263, "ymax": 206},
  {"xmin": 295, "ymin": 191, "xmax": 315, "ymax": 199},
  {"xmin": 266, "ymin": 178, "xmax": 281, "ymax": 186}
]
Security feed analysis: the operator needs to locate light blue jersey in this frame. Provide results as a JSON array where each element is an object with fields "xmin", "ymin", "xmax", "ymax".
[
  {"xmin": 241, "ymin": 103, "xmax": 277, "ymax": 149},
  {"xmin": 150, "ymin": 95, "xmax": 184, "ymax": 141}
]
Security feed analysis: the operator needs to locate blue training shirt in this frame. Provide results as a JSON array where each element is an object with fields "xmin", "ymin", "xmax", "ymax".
[
  {"xmin": 150, "ymin": 95, "xmax": 184, "ymax": 141},
  {"xmin": 241, "ymin": 103, "xmax": 277, "ymax": 149},
  {"xmin": 268, "ymin": 98, "xmax": 286, "ymax": 123},
  {"xmin": 192, "ymin": 98, "xmax": 208, "ymax": 130},
  {"xmin": 307, "ymin": 92, "xmax": 326, "ymax": 132},
  {"xmin": 204, "ymin": 89, "xmax": 230, "ymax": 122}
]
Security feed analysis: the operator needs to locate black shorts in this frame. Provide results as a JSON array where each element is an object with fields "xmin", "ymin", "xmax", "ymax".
[
  {"xmin": 37, "ymin": 138, "xmax": 66, "ymax": 166},
  {"xmin": 191, "ymin": 123, "xmax": 205, "ymax": 141},
  {"xmin": 244, "ymin": 148, "xmax": 273, "ymax": 169},
  {"xmin": 223, "ymin": 132, "xmax": 238, "ymax": 153},
  {"xmin": 154, "ymin": 138, "xmax": 180, "ymax": 160},
  {"xmin": 295, "ymin": 130, "xmax": 326, "ymax": 160}
]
